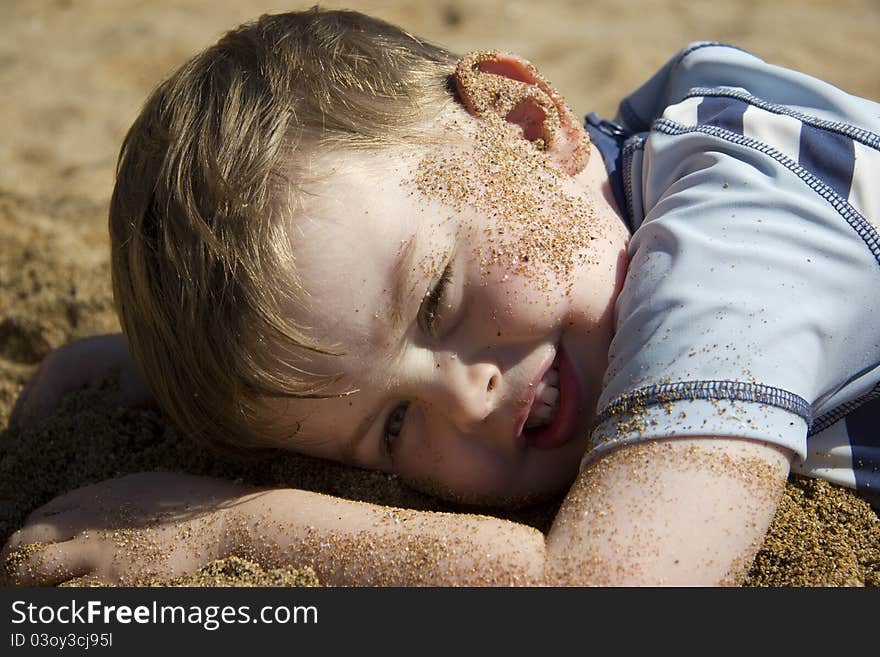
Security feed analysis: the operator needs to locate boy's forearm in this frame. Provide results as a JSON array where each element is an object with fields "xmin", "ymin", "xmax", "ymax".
[
  {"xmin": 5, "ymin": 437, "xmax": 788, "ymax": 586},
  {"xmin": 221, "ymin": 436, "xmax": 789, "ymax": 587},
  {"xmin": 543, "ymin": 437, "xmax": 791, "ymax": 586},
  {"xmin": 229, "ymin": 487, "xmax": 547, "ymax": 586}
]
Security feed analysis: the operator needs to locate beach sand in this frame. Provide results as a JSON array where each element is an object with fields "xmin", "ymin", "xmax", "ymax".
[{"xmin": 1, "ymin": 0, "xmax": 878, "ymax": 586}]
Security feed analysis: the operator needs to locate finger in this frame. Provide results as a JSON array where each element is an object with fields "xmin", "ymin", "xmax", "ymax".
[
  {"xmin": 3, "ymin": 519, "xmax": 78, "ymax": 553},
  {"xmin": 4, "ymin": 539, "xmax": 95, "ymax": 587},
  {"xmin": 10, "ymin": 497, "xmax": 100, "ymax": 546}
]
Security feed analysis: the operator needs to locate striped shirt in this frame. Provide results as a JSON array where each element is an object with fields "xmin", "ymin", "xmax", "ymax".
[{"xmin": 582, "ymin": 43, "xmax": 880, "ymax": 495}]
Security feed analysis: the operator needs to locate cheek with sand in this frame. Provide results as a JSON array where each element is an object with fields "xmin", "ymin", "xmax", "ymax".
[{"xmin": 415, "ymin": 51, "xmax": 600, "ymax": 300}]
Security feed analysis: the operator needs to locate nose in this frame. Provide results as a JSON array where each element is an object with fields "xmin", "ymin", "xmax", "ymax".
[{"xmin": 433, "ymin": 354, "xmax": 502, "ymax": 433}]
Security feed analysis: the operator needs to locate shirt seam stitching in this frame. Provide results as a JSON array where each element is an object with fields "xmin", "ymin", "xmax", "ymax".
[
  {"xmin": 594, "ymin": 379, "xmax": 812, "ymax": 428},
  {"xmin": 651, "ymin": 118, "xmax": 880, "ymax": 268},
  {"xmin": 683, "ymin": 87, "xmax": 880, "ymax": 151},
  {"xmin": 621, "ymin": 135, "xmax": 646, "ymax": 228},
  {"xmin": 809, "ymin": 383, "xmax": 880, "ymax": 436}
]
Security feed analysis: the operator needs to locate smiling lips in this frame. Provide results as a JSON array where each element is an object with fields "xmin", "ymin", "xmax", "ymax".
[
  {"xmin": 515, "ymin": 346, "xmax": 582, "ymax": 450},
  {"xmin": 523, "ymin": 360, "xmax": 559, "ymax": 430}
]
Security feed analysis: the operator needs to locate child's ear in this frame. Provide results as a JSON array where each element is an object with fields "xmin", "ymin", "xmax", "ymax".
[{"xmin": 454, "ymin": 51, "xmax": 590, "ymax": 176}]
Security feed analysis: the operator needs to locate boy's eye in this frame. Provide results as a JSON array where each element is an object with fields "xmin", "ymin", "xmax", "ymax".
[
  {"xmin": 383, "ymin": 401, "xmax": 410, "ymax": 454},
  {"xmin": 420, "ymin": 264, "xmax": 453, "ymax": 337}
]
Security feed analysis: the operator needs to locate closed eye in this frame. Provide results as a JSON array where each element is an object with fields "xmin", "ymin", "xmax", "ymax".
[{"xmin": 420, "ymin": 263, "xmax": 453, "ymax": 337}]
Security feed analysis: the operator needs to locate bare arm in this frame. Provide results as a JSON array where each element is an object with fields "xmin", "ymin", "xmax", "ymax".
[
  {"xmin": 231, "ymin": 488, "xmax": 546, "ymax": 586},
  {"xmin": 4, "ymin": 436, "xmax": 789, "ymax": 586},
  {"xmin": 2, "ymin": 473, "xmax": 546, "ymax": 586},
  {"xmin": 241, "ymin": 436, "xmax": 789, "ymax": 585},
  {"xmin": 9, "ymin": 333, "xmax": 153, "ymax": 429},
  {"xmin": 544, "ymin": 437, "xmax": 791, "ymax": 585}
]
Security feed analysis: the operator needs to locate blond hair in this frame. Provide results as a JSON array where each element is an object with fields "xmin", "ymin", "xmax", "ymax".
[{"xmin": 110, "ymin": 8, "xmax": 458, "ymax": 452}]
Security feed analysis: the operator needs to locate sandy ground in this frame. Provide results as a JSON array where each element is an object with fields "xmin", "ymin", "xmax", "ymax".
[{"xmin": 1, "ymin": 0, "xmax": 879, "ymax": 586}]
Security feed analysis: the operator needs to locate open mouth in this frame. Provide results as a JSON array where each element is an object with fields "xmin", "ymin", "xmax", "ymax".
[
  {"xmin": 519, "ymin": 346, "xmax": 582, "ymax": 450},
  {"xmin": 523, "ymin": 360, "xmax": 559, "ymax": 430}
]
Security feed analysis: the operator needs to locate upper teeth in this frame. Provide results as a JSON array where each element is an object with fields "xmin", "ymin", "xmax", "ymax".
[{"xmin": 524, "ymin": 364, "xmax": 559, "ymax": 430}]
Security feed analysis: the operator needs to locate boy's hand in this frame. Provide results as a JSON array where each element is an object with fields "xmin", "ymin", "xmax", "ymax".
[
  {"xmin": 1, "ymin": 472, "xmax": 253, "ymax": 586},
  {"xmin": 8, "ymin": 333, "xmax": 154, "ymax": 430}
]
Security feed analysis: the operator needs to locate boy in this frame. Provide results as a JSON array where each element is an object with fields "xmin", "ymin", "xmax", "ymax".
[{"xmin": 4, "ymin": 8, "xmax": 879, "ymax": 586}]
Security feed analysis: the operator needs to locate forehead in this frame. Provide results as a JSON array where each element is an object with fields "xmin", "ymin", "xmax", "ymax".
[{"xmin": 287, "ymin": 149, "xmax": 453, "ymax": 354}]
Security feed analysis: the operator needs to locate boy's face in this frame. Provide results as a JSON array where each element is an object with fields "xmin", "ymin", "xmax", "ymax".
[{"xmin": 269, "ymin": 116, "xmax": 629, "ymax": 506}]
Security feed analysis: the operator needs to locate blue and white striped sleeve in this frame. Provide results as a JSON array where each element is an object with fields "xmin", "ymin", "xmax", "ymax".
[{"xmin": 583, "ymin": 46, "xmax": 880, "ymax": 472}]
